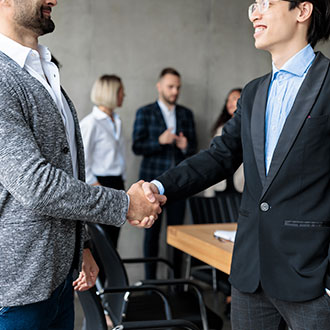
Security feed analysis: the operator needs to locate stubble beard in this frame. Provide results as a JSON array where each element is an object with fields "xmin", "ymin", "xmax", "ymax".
[
  {"xmin": 162, "ymin": 93, "xmax": 178, "ymax": 106},
  {"xmin": 14, "ymin": 5, "xmax": 55, "ymax": 36}
]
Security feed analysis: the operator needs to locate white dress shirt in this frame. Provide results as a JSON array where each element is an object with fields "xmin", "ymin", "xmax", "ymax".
[
  {"xmin": 79, "ymin": 106, "xmax": 126, "ymax": 185},
  {"xmin": 157, "ymin": 100, "xmax": 176, "ymax": 133},
  {"xmin": 0, "ymin": 33, "xmax": 78, "ymax": 179}
]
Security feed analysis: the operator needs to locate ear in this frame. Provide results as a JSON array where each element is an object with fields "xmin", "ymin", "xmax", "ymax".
[
  {"xmin": 156, "ymin": 81, "xmax": 161, "ymax": 93},
  {"xmin": 296, "ymin": 1, "xmax": 313, "ymax": 23}
]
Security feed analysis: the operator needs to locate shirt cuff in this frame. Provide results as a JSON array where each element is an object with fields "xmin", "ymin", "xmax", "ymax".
[
  {"xmin": 326, "ymin": 288, "xmax": 330, "ymax": 296},
  {"xmin": 126, "ymin": 193, "xmax": 130, "ymax": 207},
  {"xmin": 151, "ymin": 180, "xmax": 165, "ymax": 195}
]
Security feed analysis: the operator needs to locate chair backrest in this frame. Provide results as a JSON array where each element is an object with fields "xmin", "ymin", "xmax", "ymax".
[
  {"xmin": 87, "ymin": 223, "xmax": 129, "ymax": 325},
  {"xmin": 215, "ymin": 190, "xmax": 242, "ymax": 222},
  {"xmin": 189, "ymin": 191, "xmax": 241, "ymax": 224},
  {"xmin": 188, "ymin": 196, "xmax": 221, "ymax": 224},
  {"xmin": 77, "ymin": 287, "xmax": 107, "ymax": 330}
]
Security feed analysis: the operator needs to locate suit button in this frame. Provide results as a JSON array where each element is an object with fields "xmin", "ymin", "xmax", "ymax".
[
  {"xmin": 260, "ymin": 202, "xmax": 269, "ymax": 212},
  {"xmin": 62, "ymin": 147, "xmax": 70, "ymax": 154}
]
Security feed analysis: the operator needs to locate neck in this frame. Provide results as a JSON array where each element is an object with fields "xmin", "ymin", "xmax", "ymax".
[
  {"xmin": 159, "ymin": 98, "xmax": 175, "ymax": 111},
  {"xmin": 0, "ymin": 24, "xmax": 39, "ymax": 50},
  {"xmin": 98, "ymin": 106, "xmax": 114, "ymax": 118},
  {"xmin": 271, "ymin": 40, "xmax": 308, "ymax": 69}
]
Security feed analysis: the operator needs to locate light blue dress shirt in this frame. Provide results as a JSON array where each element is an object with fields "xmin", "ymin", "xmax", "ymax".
[{"xmin": 265, "ymin": 44, "xmax": 315, "ymax": 174}]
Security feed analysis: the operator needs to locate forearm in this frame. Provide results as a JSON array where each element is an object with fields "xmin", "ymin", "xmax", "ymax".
[{"xmin": 157, "ymin": 114, "xmax": 242, "ymax": 200}]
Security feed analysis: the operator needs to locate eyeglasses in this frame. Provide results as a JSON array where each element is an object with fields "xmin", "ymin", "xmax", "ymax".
[{"xmin": 248, "ymin": 0, "xmax": 293, "ymax": 20}]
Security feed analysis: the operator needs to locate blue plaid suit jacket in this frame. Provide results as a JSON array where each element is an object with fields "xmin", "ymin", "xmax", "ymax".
[{"xmin": 132, "ymin": 102, "xmax": 197, "ymax": 181}]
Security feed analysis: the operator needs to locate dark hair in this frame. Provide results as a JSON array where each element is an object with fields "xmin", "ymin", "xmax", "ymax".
[
  {"xmin": 211, "ymin": 88, "xmax": 242, "ymax": 137},
  {"xmin": 288, "ymin": 0, "xmax": 330, "ymax": 48},
  {"xmin": 159, "ymin": 67, "xmax": 181, "ymax": 79}
]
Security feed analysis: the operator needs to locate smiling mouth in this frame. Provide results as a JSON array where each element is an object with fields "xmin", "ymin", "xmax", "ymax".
[
  {"xmin": 255, "ymin": 27, "xmax": 265, "ymax": 32},
  {"xmin": 41, "ymin": 6, "xmax": 52, "ymax": 18}
]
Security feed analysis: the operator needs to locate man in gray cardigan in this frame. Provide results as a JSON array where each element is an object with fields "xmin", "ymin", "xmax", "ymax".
[{"xmin": 0, "ymin": 1, "xmax": 165, "ymax": 329}]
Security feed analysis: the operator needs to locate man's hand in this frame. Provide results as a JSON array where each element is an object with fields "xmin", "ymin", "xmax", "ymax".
[
  {"xmin": 175, "ymin": 132, "xmax": 188, "ymax": 150},
  {"xmin": 73, "ymin": 248, "xmax": 99, "ymax": 291},
  {"xmin": 159, "ymin": 128, "xmax": 177, "ymax": 145},
  {"xmin": 142, "ymin": 181, "xmax": 160, "ymax": 203},
  {"xmin": 127, "ymin": 180, "xmax": 166, "ymax": 225}
]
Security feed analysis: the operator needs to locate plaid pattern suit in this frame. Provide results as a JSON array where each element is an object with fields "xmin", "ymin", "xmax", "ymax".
[
  {"xmin": 132, "ymin": 101, "xmax": 197, "ymax": 278},
  {"xmin": 132, "ymin": 102, "xmax": 197, "ymax": 181}
]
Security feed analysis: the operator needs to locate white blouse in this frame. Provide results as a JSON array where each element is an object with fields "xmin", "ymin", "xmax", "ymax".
[{"xmin": 80, "ymin": 106, "xmax": 126, "ymax": 185}]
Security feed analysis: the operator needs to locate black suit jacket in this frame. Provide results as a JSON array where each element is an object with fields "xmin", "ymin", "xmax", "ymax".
[
  {"xmin": 132, "ymin": 102, "xmax": 197, "ymax": 181},
  {"xmin": 157, "ymin": 52, "xmax": 330, "ymax": 302}
]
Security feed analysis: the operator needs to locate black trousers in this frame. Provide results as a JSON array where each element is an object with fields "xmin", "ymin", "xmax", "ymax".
[{"xmin": 143, "ymin": 198, "xmax": 186, "ymax": 279}]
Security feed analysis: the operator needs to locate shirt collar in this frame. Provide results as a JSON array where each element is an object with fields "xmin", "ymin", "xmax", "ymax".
[
  {"xmin": 272, "ymin": 44, "xmax": 315, "ymax": 79},
  {"xmin": 0, "ymin": 33, "xmax": 52, "ymax": 68},
  {"xmin": 92, "ymin": 106, "xmax": 119, "ymax": 121},
  {"xmin": 157, "ymin": 99, "xmax": 176, "ymax": 113},
  {"xmin": 0, "ymin": 33, "xmax": 31, "ymax": 68}
]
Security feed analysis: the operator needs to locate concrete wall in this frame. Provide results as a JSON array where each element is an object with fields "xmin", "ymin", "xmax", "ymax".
[{"xmin": 41, "ymin": 0, "xmax": 330, "ymax": 281}]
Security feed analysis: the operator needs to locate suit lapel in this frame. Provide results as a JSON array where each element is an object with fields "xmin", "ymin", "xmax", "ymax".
[
  {"xmin": 260, "ymin": 52, "xmax": 330, "ymax": 199},
  {"xmin": 251, "ymin": 74, "xmax": 271, "ymax": 187},
  {"xmin": 175, "ymin": 106, "xmax": 182, "ymax": 133}
]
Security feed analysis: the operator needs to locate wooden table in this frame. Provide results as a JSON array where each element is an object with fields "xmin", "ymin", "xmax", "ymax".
[{"xmin": 167, "ymin": 223, "xmax": 237, "ymax": 275}]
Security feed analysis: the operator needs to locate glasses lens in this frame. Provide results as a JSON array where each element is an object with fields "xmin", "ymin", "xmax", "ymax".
[
  {"xmin": 248, "ymin": 3, "xmax": 256, "ymax": 18},
  {"xmin": 261, "ymin": 0, "xmax": 269, "ymax": 12}
]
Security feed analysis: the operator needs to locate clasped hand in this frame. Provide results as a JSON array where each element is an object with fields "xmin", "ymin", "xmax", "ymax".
[{"xmin": 126, "ymin": 180, "xmax": 166, "ymax": 228}]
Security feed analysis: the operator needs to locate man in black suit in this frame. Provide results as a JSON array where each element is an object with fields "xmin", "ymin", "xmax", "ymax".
[
  {"xmin": 142, "ymin": 1, "xmax": 330, "ymax": 329},
  {"xmin": 132, "ymin": 68, "xmax": 197, "ymax": 279}
]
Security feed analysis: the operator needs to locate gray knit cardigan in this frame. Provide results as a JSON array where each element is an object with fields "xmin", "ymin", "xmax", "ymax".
[{"xmin": 0, "ymin": 51, "xmax": 128, "ymax": 306}]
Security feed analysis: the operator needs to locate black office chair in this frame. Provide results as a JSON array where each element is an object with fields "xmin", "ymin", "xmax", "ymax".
[
  {"xmin": 86, "ymin": 223, "xmax": 223, "ymax": 330},
  {"xmin": 77, "ymin": 286, "xmax": 201, "ymax": 330}
]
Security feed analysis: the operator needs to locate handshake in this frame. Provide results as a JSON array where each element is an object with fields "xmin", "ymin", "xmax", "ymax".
[{"xmin": 126, "ymin": 180, "xmax": 166, "ymax": 228}]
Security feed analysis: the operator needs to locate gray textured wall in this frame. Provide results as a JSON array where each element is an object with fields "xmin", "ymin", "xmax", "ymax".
[{"xmin": 41, "ymin": 0, "xmax": 330, "ymax": 280}]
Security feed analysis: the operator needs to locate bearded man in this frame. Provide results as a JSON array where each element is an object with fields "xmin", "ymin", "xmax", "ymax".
[
  {"xmin": 0, "ymin": 1, "xmax": 165, "ymax": 329},
  {"xmin": 132, "ymin": 68, "xmax": 197, "ymax": 279}
]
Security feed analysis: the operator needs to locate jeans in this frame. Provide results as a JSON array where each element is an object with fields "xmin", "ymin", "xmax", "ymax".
[{"xmin": 0, "ymin": 272, "xmax": 74, "ymax": 330}]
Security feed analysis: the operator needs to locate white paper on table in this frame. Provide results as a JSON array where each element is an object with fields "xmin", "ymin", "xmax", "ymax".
[{"xmin": 213, "ymin": 230, "xmax": 236, "ymax": 242}]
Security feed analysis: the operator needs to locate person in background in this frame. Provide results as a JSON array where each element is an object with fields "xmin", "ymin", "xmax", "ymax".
[
  {"xmin": 80, "ymin": 75, "xmax": 126, "ymax": 249},
  {"xmin": 205, "ymin": 88, "xmax": 244, "ymax": 196},
  {"xmin": 132, "ymin": 67, "xmax": 197, "ymax": 279}
]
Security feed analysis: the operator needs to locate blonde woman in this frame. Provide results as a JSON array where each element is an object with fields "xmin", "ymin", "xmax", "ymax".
[{"xmin": 80, "ymin": 75, "xmax": 126, "ymax": 249}]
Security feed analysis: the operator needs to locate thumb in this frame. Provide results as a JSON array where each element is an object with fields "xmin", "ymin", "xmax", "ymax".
[{"xmin": 142, "ymin": 182, "xmax": 157, "ymax": 202}]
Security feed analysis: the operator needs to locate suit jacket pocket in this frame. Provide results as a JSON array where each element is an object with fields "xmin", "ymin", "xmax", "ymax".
[
  {"xmin": 280, "ymin": 221, "xmax": 330, "ymax": 275},
  {"xmin": 284, "ymin": 220, "xmax": 330, "ymax": 228}
]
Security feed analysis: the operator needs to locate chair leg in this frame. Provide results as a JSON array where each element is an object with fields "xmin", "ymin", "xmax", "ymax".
[
  {"xmin": 184, "ymin": 254, "xmax": 191, "ymax": 291},
  {"xmin": 211, "ymin": 267, "xmax": 218, "ymax": 292}
]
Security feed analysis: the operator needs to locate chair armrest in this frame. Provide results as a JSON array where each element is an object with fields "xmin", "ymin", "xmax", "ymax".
[
  {"xmin": 98, "ymin": 285, "xmax": 172, "ymax": 320},
  {"xmin": 122, "ymin": 257, "xmax": 174, "ymax": 271},
  {"xmin": 114, "ymin": 319, "xmax": 200, "ymax": 330}
]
